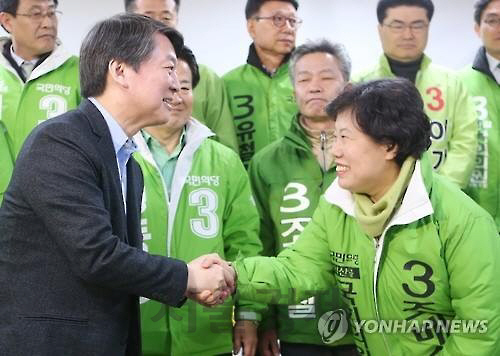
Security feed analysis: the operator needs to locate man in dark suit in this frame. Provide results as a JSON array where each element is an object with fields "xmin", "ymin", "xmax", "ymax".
[{"xmin": 0, "ymin": 14, "xmax": 233, "ymax": 355}]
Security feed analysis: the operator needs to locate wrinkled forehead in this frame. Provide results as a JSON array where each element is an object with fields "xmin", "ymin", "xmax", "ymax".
[
  {"xmin": 134, "ymin": 0, "xmax": 177, "ymax": 14},
  {"xmin": 257, "ymin": 0, "xmax": 297, "ymax": 16},
  {"xmin": 295, "ymin": 52, "xmax": 341, "ymax": 74},
  {"xmin": 18, "ymin": 0, "xmax": 56, "ymax": 10},
  {"xmin": 384, "ymin": 5, "xmax": 429, "ymax": 22}
]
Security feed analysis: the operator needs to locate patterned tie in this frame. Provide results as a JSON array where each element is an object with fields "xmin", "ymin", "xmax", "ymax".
[{"xmin": 21, "ymin": 61, "xmax": 36, "ymax": 79}]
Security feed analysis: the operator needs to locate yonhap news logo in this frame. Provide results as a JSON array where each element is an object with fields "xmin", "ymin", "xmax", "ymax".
[
  {"xmin": 317, "ymin": 309, "xmax": 349, "ymax": 344},
  {"xmin": 353, "ymin": 319, "xmax": 488, "ymax": 334}
]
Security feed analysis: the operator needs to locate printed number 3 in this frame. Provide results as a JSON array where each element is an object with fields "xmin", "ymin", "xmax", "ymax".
[
  {"xmin": 402, "ymin": 260, "xmax": 435, "ymax": 298},
  {"xmin": 189, "ymin": 188, "xmax": 219, "ymax": 238},
  {"xmin": 426, "ymin": 87, "xmax": 444, "ymax": 111}
]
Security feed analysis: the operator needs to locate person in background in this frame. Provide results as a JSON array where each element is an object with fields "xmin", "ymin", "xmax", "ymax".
[
  {"xmin": 134, "ymin": 45, "xmax": 262, "ymax": 356},
  {"xmin": 458, "ymin": 0, "xmax": 500, "ymax": 233},
  {"xmin": 0, "ymin": 0, "xmax": 80, "ymax": 202},
  {"xmin": 0, "ymin": 0, "xmax": 80, "ymax": 155},
  {"xmin": 124, "ymin": 0, "xmax": 239, "ymax": 153},
  {"xmin": 248, "ymin": 39, "xmax": 356, "ymax": 356},
  {"xmin": 0, "ymin": 120, "xmax": 12, "ymax": 203},
  {"xmin": 223, "ymin": 0, "xmax": 300, "ymax": 168},
  {"xmin": 232, "ymin": 78, "xmax": 500, "ymax": 355},
  {"xmin": 353, "ymin": 0, "xmax": 477, "ymax": 189}
]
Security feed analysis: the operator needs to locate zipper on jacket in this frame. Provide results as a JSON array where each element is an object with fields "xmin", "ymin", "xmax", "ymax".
[
  {"xmin": 320, "ymin": 131, "xmax": 327, "ymax": 188},
  {"xmin": 372, "ymin": 231, "xmax": 393, "ymax": 355}
]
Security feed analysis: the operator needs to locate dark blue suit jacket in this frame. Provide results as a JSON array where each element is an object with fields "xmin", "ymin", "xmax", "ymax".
[{"xmin": 0, "ymin": 99, "xmax": 187, "ymax": 355}]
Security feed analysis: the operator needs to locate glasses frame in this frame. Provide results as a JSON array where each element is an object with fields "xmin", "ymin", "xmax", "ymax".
[
  {"xmin": 15, "ymin": 9, "xmax": 62, "ymax": 22},
  {"xmin": 382, "ymin": 20, "xmax": 429, "ymax": 34},
  {"xmin": 254, "ymin": 14, "xmax": 302, "ymax": 29},
  {"xmin": 483, "ymin": 17, "xmax": 500, "ymax": 28}
]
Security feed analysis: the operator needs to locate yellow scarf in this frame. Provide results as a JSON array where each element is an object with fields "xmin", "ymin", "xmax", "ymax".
[{"xmin": 353, "ymin": 157, "xmax": 416, "ymax": 237}]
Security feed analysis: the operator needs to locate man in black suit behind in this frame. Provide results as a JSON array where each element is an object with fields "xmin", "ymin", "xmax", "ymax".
[{"xmin": 0, "ymin": 14, "xmax": 233, "ymax": 355}]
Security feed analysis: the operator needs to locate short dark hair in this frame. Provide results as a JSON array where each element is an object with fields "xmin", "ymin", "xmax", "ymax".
[
  {"xmin": 79, "ymin": 13, "xmax": 183, "ymax": 98},
  {"xmin": 124, "ymin": 0, "xmax": 180, "ymax": 13},
  {"xmin": 376, "ymin": 0, "xmax": 434, "ymax": 23},
  {"xmin": 0, "ymin": 0, "xmax": 59, "ymax": 14},
  {"xmin": 177, "ymin": 45, "xmax": 200, "ymax": 89},
  {"xmin": 326, "ymin": 78, "xmax": 431, "ymax": 166},
  {"xmin": 289, "ymin": 39, "xmax": 351, "ymax": 83},
  {"xmin": 245, "ymin": 0, "xmax": 298, "ymax": 19},
  {"xmin": 473, "ymin": 0, "xmax": 493, "ymax": 25}
]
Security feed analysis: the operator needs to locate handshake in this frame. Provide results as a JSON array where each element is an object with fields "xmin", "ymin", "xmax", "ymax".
[{"xmin": 185, "ymin": 254, "xmax": 236, "ymax": 307}]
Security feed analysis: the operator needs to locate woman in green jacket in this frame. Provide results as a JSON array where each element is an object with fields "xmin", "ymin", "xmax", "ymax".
[{"xmin": 232, "ymin": 78, "xmax": 500, "ymax": 355}]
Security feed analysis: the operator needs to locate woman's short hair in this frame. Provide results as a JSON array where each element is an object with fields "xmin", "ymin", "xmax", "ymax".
[{"xmin": 326, "ymin": 78, "xmax": 431, "ymax": 166}]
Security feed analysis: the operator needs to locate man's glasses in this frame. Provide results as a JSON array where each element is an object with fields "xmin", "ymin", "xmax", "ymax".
[
  {"xmin": 383, "ymin": 20, "xmax": 428, "ymax": 33},
  {"xmin": 254, "ymin": 14, "xmax": 302, "ymax": 29},
  {"xmin": 483, "ymin": 17, "xmax": 500, "ymax": 28},
  {"xmin": 15, "ymin": 9, "xmax": 62, "ymax": 22}
]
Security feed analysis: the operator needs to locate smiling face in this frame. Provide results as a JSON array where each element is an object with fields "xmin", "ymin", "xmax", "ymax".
[
  {"xmin": 0, "ymin": 0, "xmax": 58, "ymax": 60},
  {"xmin": 475, "ymin": 0, "xmax": 500, "ymax": 60},
  {"xmin": 378, "ymin": 5, "xmax": 429, "ymax": 62},
  {"xmin": 126, "ymin": 32, "xmax": 179, "ymax": 128},
  {"xmin": 247, "ymin": 1, "xmax": 298, "ymax": 58},
  {"xmin": 333, "ymin": 110, "xmax": 400, "ymax": 202},
  {"xmin": 293, "ymin": 51, "xmax": 346, "ymax": 121},
  {"xmin": 164, "ymin": 59, "xmax": 193, "ymax": 130}
]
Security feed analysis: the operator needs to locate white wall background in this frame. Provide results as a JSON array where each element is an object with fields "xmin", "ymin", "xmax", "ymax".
[{"xmin": 2, "ymin": 0, "xmax": 481, "ymax": 75}]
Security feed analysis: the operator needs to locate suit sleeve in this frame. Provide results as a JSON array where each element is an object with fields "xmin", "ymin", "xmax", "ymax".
[{"xmin": 16, "ymin": 123, "xmax": 188, "ymax": 307}]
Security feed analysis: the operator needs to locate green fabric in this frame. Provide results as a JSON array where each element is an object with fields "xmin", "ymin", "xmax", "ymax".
[
  {"xmin": 0, "ymin": 39, "xmax": 81, "ymax": 156},
  {"xmin": 248, "ymin": 115, "xmax": 354, "ymax": 347},
  {"xmin": 235, "ymin": 158, "xmax": 500, "ymax": 355},
  {"xmin": 143, "ymin": 128, "xmax": 186, "ymax": 197},
  {"xmin": 354, "ymin": 157, "xmax": 415, "ymax": 237},
  {"xmin": 134, "ymin": 118, "xmax": 263, "ymax": 356},
  {"xmin": 0, "ymin": 120, "xmax": 13, "ymax": 203},
  {"xmin": 223, "ymin": 59, "xmax": 298, "ymax": 168},
  {"xmin": 353, "ymin": 54, "xmax": 477, "ymax": 188},
  {"xmin": 458, "ymin": 54, "xmax": 500, "ymax": 232},
  {"xmin": 192, "ymin": 64, "xmax": 238, "ymax": 153}
]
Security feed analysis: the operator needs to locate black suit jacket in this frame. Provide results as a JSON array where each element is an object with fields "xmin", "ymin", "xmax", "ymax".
[{"xmin": 0, "ymin": 100, "xmax": 187, "ymax": 355}]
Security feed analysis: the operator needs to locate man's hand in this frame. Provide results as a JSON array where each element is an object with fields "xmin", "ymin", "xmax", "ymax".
[
  {"xmin": 258, "ymin": 328, "xmax": 280, "ymax": 356},
  {"xmin": 185, "ymin": 253, "xmax": 235, "ymax": 306},
  {"xmin": 233, "ymin": 320, "xmax": 258, "ymax": 356}
]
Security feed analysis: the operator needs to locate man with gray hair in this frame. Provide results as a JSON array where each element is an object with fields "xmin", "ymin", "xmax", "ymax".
[
  {"xmin": 0, "ymin": 14, "xmax": 233, "ymax": 355},
  {"xmin": 248, "ymin": 39, "xmax": 357, "ymax": 356}
]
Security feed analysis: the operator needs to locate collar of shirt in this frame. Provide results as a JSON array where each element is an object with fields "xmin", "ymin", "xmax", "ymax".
[
  {"xmin": 485, "ymin": 51, "xmax": 500, "ymax": 84},
  {"xmin": 89, "ymin": 97, "xmax": 130, "ymax": 155},
  {"xmin": 10, "ymin": 44, "xmax": 38, "ymax": 67},
  {"xmin": 142, "ymin": 127, "xmax": 186, "ymax": 166}
]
